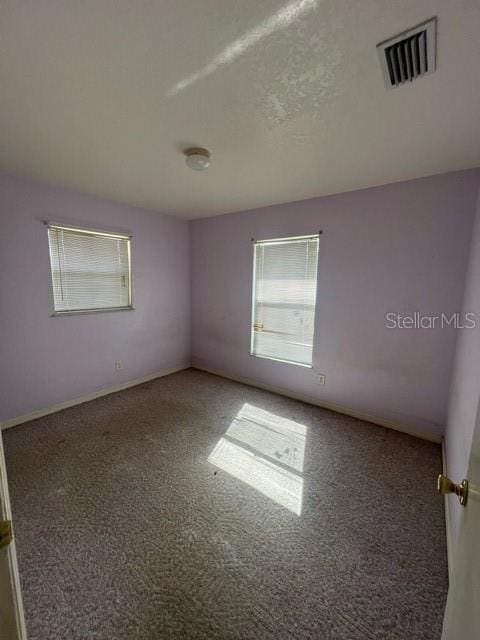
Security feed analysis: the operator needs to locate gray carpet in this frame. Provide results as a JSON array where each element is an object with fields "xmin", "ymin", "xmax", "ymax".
[{"xmin": 4, "ymin": 369, "xmax": 447, "ymax": 640}]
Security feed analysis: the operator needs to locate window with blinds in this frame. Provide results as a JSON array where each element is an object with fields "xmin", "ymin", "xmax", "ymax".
[
  {"xmin": 47, "ymin": 224, "xmax": 132, "ymax": 314},
  {"xmin": 251, "ymin": 235, "xmax": 319, "ymax": 366}
]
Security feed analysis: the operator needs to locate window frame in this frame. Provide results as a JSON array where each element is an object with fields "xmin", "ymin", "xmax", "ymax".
[
  {"xmin": 249, "ymin": 234, "xmax": 319, "ymax": 368},
  {"xmin": 47, "ymin": 222, "xmax": 134, "ymax": 317}
]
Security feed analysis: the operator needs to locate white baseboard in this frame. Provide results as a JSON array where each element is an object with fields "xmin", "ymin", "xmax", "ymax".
[
  {"xmin": 441, "ymin": 438, "xmax": 454, "ymax": 584},
  {"xmin": 192, "ymin": 363, "xmax": 442, "ymax": 444},
  {"xmin": 0, "ymin": 363, "xmax": 190, "ymax": 430}
]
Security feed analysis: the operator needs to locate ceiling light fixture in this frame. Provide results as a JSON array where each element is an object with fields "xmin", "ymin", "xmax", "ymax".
[{"xmin": 184, "ymin": 147, "xmax": 211, "ymax": 171}]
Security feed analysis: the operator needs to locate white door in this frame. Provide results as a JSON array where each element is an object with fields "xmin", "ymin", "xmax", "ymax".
[
  {"xmin": 0, "ymin": 431, "xmax": 27, "ymax": 640},
  {"xmin": 442, "ymin": 405, "xmax": 480, "ymax": 639}
]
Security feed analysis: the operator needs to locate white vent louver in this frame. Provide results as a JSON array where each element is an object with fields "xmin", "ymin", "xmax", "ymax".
[{"xmin": 377, "ymin": 17, "xmax": 436, "ymax": 88}]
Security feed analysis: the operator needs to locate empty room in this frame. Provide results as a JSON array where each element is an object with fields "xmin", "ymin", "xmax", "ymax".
[{"xmin": 1, "ymin": 1, "xmax": 479, "ymax": 639}]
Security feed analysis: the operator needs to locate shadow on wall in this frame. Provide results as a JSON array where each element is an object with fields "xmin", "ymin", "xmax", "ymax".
[{"xmin": 208, "ymin": 403, "xmax": 307, "ymax": 515}]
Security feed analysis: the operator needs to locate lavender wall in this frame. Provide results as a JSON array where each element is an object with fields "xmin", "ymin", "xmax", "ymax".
[
  {"xmin": 2, "ymin": 168, "xmax": 479, "ymax": 443},
  {"xmin": 0, "ymin": 170, "xmax": 190, "ymax": 423},
  {"xmin": 191, "ymin": 170, "xmax": 480, "ymax": 439},
  {"xmin": 445, "ymin": 182, "xmax": 480, "ymax": 545}
]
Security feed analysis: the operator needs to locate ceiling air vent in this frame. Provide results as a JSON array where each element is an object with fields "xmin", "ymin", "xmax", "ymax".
[{"xmin": 377, "ymin": 17, "xmax": 436, "ymax": 88}]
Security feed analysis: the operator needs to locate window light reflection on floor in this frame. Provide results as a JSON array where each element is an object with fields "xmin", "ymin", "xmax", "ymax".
[{"xmin": 208, "ymin": 403, "xmax": 306, "ymax": 515}]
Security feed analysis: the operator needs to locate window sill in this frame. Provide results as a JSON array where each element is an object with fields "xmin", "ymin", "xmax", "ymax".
[
  {"xmin": 51, "ymin": 306, "xmax": 134, "ymax": 317},
  {"xmin": 249, "ymin": 352, "xmax": 313, "ymax": 368}
]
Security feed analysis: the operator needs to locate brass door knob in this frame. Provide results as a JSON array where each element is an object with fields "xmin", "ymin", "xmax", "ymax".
[{"xmin": 437, "ymin": 474, "xmax": 469, "ymax": 506}]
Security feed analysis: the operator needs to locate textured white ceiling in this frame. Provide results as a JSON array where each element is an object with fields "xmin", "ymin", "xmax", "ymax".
[{"xmin": 1, "ymin": 0, "xmax": 479, "ymax": 219}]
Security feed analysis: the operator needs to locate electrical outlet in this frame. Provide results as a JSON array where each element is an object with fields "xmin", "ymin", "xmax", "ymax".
[
  {"xmin": 317, "ymin": 373, "xmax": 326, "ymax": 385},
  {"xmin": 115, "ymin": 361, "xmax": 124, "ymax": 371}
]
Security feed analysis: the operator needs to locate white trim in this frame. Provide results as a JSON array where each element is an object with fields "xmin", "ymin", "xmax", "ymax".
[
  {"xmin": 442, "ymin": 437, "xmax": 454, "ymax": 584},
  {"xmin": 0, "ymin": 434, "xmax": 27, "ymax": 640},
  {"xmin": 0, "ymin": 364, "xmax": 190, "ymax": 430},
  {"xmin": 250, "ymin": 239, "xmax": 258, "ymax": 356},
  {"xmin": 192, "ymin": 363, "xmax": 443, "ymax": 443}
]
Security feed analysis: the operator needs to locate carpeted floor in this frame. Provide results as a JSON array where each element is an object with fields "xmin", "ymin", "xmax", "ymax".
[{"xmin": 4, "ymin": 369, "xmax": 447, "ymax": 640}]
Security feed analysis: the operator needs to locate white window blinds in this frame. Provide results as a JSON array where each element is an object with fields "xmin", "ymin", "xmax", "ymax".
[
  {"xmin": 251, "ymin": 235, "xmax": 319, "ymax": 366},
  {"xmin": 47, "ymin": 224, "xmax": 132, "ymax": 313}
]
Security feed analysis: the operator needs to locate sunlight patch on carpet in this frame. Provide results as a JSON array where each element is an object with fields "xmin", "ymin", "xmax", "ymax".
[{"xmin": 208, "ymin": 403, "xmax": 306, "ymax": 514}]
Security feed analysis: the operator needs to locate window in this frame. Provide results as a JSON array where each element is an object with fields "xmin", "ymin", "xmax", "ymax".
[
  {"xmin": 251, "ymin": 234, "xmax": 319, "ymax": 367},
  {"xmin": 47, "ymin": 224, "xmax": 132, "ymax": 314}
]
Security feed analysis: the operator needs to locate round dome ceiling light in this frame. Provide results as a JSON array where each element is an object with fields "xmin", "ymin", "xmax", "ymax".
[{"xmin": 184, "ymin": 147, "xmax": 211, "ymax": 171}]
